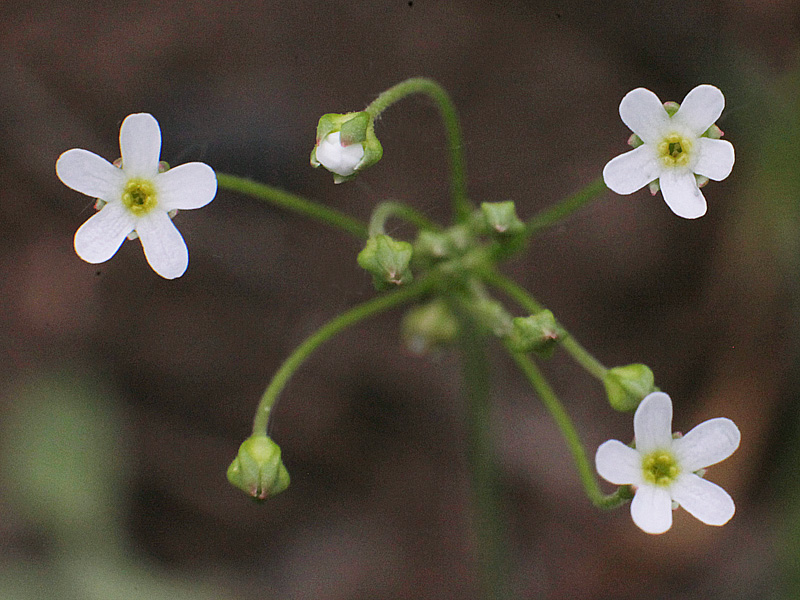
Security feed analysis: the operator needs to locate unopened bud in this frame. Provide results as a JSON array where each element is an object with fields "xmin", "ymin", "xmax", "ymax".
[
  {"xmin": 357, "ymin": 234, "xmax": 413, "ymax": 290},
  {"xmin": 603, "ymin": 364, "xmax": 656, "ymax": 412},
  {"xmin": 480, "ymin": 201, "xmax": 524, "ymax": 236},
  {"xmin": 227, "ymin": 435, "xmax": 290, "ymax": 501},
  {"xmin": 507, "ymin": 310, "xmax": 560, "ymax": 357},
  {"xmin": 310, "ymin": 111, "xmax": 383, "ymax": 183}
]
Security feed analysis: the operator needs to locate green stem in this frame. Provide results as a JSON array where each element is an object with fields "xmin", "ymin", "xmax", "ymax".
[
  {"xmin": 364, "ymin": 77, "xmax": 470, "ymax": 223},
  {"xmin": 368, "ymin": 200, "xmax": 443, "ymax": 238},
  {"xmin": 525, "ymin": 177, "xmax": 608, "ymax": 237},
  {"xmin": 217, "ymin": 173, "xmax": 369, "ymax": 240},
  {"xmin": 456, "ymin": 310, "xmax": 510, "ymax": 600},
  {"xmin": 506, "ymin": 347, "xmax": 631, "ymax": 509},
  {"xmin": 481, "ymin": 270, "xmax": 608, "ymax": 380},
  {"xmin": 252, "ymin": 281, "xmax": 431, "ymax": 435}
]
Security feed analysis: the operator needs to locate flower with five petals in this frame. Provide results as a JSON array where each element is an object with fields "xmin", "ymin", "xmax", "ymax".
[
  {"xmin": 595, "ymin": 391, "xmax": 740, "ymax": 534},
  {"xmin": 602, "ymin": 85, "xmax": 735, "ymax": 219},
  {"xmin": 56, "ymin": 113, "xmax": 217, "ymax": 279}
]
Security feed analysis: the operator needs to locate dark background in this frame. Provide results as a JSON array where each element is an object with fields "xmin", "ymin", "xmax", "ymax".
[{"xmin": 2, "ymin": 1, "xmax": 799, "ymax": 598}]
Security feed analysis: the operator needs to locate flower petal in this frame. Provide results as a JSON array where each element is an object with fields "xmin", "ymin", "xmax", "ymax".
[
  {"xmin": 602, "ymin": 145, "xmax": 661, "ymax": 195},
  {"xmin": 595, "ymin": 440, "xmax": 643, "ymax": 486},
  {"xmin": 155, "ymin": 162, "xmax": 218, "ymax": 211},
  {"xmin": 671, "ymin": 473, "xmax": 735, "ymax": 526},
  {"xmin": 633, "ymin": 392, "xmax": 674, "ymax": 453},
  {"xmin": 630, "ymin": 485, "xmax": 673, "ymax": 534},
  {"xmin": 674, "ymin": 85, "xmax": 725, "ymax": 137},
  {"xmin": 119, "ymin": 113, "xmax": 161, "ymax": 178},
  {"xmin": 56, "ymin": 149, "xmax": 126, "ymax": 202},
  {"xmin": 659, "ymin": 168, "xmax": 707, "ymax": 219},
  {"xmin": 673, "ymin": 417, "xmax": 740, "ymax": 472},
  {"xmin": 135, "ymin": 211, "xmax": 189, "ymax": 279},
  {"xmin": 74, "ymin": 202, "xmax": 136, "ymax": 264},
  {"xmin": 618, "ymin": 88, "xmax": 671, "ymax": 145},
  {"xmin": 316, "ymin": 132, "xmax": 365, "ymax": 177},
  {"xmin": 693, "ymin": 138, "xmax": 735, "ymax": 181}
]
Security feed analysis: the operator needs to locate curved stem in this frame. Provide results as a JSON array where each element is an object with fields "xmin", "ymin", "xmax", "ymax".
[
  {"xmin": 525, "ymin": 177, "xmax": 608, "ymax": 237},
  {"xmin": 252, "ymin": 281, "xmax": 432, "ymax": 435},
  {"xmin": 368, "ymin": 200, "xmax": 443, "ymax": 238},
  {"xmin": 217, "ymin": 173, "xmax": 369, "ymax": 240},
  {"xmin": 364, "ymin": 77, "xmax": 470, "ymax": 223},
  {"xmin": 481, "ymin": 270, "xmax": 608, "ymax": 380},
  {"xmin": 506, "ymin": 346, "xmax": 631, "ymax": 509}
]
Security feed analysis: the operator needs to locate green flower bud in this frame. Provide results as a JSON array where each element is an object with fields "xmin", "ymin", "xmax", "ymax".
[
  {"xmin": 357, "ymin": 234, "xmax": 413, "ymax": 290},
  {"xmin": 480, "ymin": 201, "xmax": 525, "ymax": 236},
  {"xmin": 227, "ymin": 435, "xmax": 290, "ymax": 500},
  {"xmin": 310, "ymin": 111, "xmax": 383, "ymax": 183},
  {"xmin": 603, "ymin": 364, "xmax": 656, "ymax": 412},
  {"xmin": 401, "ymin": 299, "xmax": 460, "ymax": 354},
  {"xmin": 469, "ymin": 297, "xmax": 513, "ymax": 337},
  {"xmin": 413, "ymin": 225, "xmax": 473, "ymax": 270},
  {"xmin": 663, "ymin": 100, "xmax": 680, "ymax": 117},
  {"xmin": 507, "ymin": 310, "xmax": 560, "ymax": 357}
]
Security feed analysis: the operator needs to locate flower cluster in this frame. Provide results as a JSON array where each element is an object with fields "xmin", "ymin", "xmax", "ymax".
[
  {"xmin": 595, "ymin": 392, "xmax": 740, "ymax": 534},
  {"xmin": 56, "ymin": 113, "xmax": 217, "ymax": 279}
]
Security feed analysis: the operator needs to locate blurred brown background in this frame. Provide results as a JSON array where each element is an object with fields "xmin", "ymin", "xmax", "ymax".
[{"xmin": 2, "ymin": 0, "xmax": 800, "ymax": 598}]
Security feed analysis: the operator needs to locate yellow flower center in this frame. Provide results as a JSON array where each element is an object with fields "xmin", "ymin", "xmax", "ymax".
[
  {"xmin": 121, "ymin": 178, "xmax": 158, "ymax": 215},
  {"xmin": 642, "ymin": 451, "xmax": 680, "ymax": 487},
  {"xmin": 657, "ymin": 133, "xmax": 692, "ymax": 168}
]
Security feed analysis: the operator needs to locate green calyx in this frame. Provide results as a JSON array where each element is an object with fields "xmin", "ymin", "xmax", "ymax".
[
  {"xmin": 227, "ymin": 435, "xmax": 290, "ymax": 501},
  {"xmin": 402, "ymin": 298, "xmax": 459, "ymax": 354},
  {"xmin": 357, "ymin": 234, "xmax": 414, "ymax": 290},
  {"xmin": 603, "ymin": 364, "xmax": 656, "ymax": 412},
  {"xmin": 480, "ymin": 201, "xmax": 524, "ymax": 236},
  {"xmin": 507, "ymin": 310, "xmax": 560, "ymax": 358}
]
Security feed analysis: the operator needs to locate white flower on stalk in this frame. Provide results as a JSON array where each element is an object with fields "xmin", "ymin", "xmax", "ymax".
[
  {"xmin": 602, "ymin": 85, "xmax": 735, "ymax": 219},
  {"xmin": 56, "ymin": 113, "xmax": 217, "ymax": 279},
  {"xmin": 314, "ymin": 131, "xmax": 366, "ymax": 178},
  {"xmin": 595, "ymin": 391, "xmax": 740, "ymax": 534}
]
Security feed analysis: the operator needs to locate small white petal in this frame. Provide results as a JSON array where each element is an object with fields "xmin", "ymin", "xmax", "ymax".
[
  {"xmin": 619, "ymin": 88, "xmax": 671, "ymax": 145},
  {"xmin": 595, "ymin": 440, "xmax": 643, "ymax": 486},
  {"xmin": 671, "ymin": 473, "xmax": 735, "ymax": 526},
  {"xmin": 630, "ymin": 485, "xmax": 673, "ymax": 534},
  {"xmin": 56, "ymin": 149, "xmax": 126, "ymax": 202},
  {"xmin": 673, "ymin": 418, "xmax": 740, "ymax": 472},
  {"xmin": 674, "ymin": 85, "xmax": 725, "ymax": 137},
  {"xmin": 120, "ymin": 113, "xmax": 162, "ymax": 178},
  {"xmin": 156, "ymin": 162, "xmax": 218, "ymax": 211},
  {"xmin": 135, "ymin": 211, "xmax": 189, "ymax": 279},
  {"xmin": 74, "ymin": 202, "xmax": 136, "ymax": 264},
  {"xmin": 659, "ymin": 168, "xmax": 707, "ymax": 219},
  {"xmin": 633, "ymin": 392, "xmax": 674, "ymax": 453},
  {"xmin": 315, "ymin": 132, "xmax": 365, "ymax": 177},
  {"xmin": 602, "ymin": 145, "xmax": 661, "ymax": 195},
  {"xmin": 694, "ymin": 138, "xmax": 735, "ymax": 181}
]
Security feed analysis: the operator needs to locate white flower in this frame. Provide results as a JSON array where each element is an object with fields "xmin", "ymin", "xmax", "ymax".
[
  {"xmin": 56, "ymin": 113, "xmax": 217, "ymax": 279},
  {"xmin": 602, "ymin": 85, "xmax": 735, "ymax": 219},
  {"xmin": 314, "ymin": 131, "xmax": 365, "ymax": 178},
  {"xmin": 595, "ymin": 391, "xmax": 740, "ymax": 534}
]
